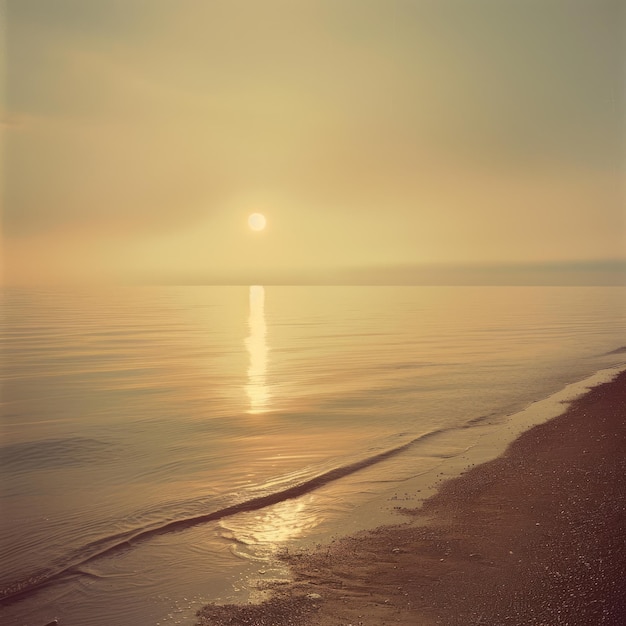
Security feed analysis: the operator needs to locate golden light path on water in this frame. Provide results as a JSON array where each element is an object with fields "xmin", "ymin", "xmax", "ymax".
[
  {"xmin": 237, "ymin": 287, "xmax": 322, "ymax": 552},
  {"xmin": 245, "ymin": 285, "xmax": 270, "ymax": 413}
]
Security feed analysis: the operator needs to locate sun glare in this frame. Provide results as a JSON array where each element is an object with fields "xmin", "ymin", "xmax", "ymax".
[{"xmin": 248, "ymin": 213, "xmax": 267, "ymax": 231}]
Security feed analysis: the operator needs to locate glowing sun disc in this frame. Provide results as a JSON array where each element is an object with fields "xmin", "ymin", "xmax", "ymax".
[{"xmin": 248, "ymin": 213, "xmax": 267, "ymax": 231}]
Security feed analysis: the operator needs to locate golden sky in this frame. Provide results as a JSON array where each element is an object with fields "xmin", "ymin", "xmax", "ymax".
[{"xmin": 2, "ymin": 0, "xmax": 625, "ymax": 284}]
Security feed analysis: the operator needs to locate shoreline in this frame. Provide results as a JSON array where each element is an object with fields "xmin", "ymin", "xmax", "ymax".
[{"xmin": 197, "ymin": 368, "xmax": 626, "ymax": 625}]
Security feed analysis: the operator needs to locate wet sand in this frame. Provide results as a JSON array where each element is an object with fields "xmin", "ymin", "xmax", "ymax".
[{"xmin": 196, "ymin": 370, "xmax": 626, "ymax": 625}]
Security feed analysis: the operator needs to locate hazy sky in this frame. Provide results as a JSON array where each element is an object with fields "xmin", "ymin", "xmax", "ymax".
[{"xmin": 2, "ymin": 0, "xmax": 625, "ymax": 284}]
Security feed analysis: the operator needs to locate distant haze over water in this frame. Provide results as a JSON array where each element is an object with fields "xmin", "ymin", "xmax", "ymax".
[{"xmin": 140, "ymin": 259, "xmax": 626, "ymax": 287}]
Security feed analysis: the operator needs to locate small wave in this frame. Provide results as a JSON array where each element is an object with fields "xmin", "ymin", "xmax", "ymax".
[
  {"xmin": 462, "ymin": 412, "xmax": 499, "ymax": 428},
  {"xmin": 605, "ymin": 346, "xmax": 626, "ymax": 355},
  {"xmin": 0, "ymin": 428, "xmax": 446, "ymax": 604}
]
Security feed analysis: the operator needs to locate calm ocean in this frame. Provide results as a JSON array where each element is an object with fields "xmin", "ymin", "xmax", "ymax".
[{"xmin": 1, "ymin": 286, "xmax": 624, "ymax": 626}]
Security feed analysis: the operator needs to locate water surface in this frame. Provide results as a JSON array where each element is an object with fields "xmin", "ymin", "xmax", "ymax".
[{"xmin": 1, "ymin": 286, "xmax": 624, "ymax": 625}]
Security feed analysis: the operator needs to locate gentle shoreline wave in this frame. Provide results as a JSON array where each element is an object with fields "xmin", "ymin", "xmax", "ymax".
[
  {"xmin": 1, "ymin": 428, "xmax": 448, "ymax": 604},
  {"xmin": 5, "ymin": 364, "xmax": 626, "ymax": 606}
]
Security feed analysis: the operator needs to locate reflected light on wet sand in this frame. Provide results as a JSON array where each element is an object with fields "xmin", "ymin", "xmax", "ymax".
[
  {"xmin": 245, "ymin": 285, "xmax": 270, "ymax": 413},
  {"xmin": 221, "ymin": 495, "xmax": 321, "ymax": 554}
]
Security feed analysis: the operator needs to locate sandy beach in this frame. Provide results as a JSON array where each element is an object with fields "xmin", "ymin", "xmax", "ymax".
[{"xmin": 196, "ymin": 369, "xmax": 626, "ymax": 625}]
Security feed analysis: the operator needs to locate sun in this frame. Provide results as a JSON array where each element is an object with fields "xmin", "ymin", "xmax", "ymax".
[{"xmin": 248, "ymin": 213, "xmax": 267, "ymax": 231}]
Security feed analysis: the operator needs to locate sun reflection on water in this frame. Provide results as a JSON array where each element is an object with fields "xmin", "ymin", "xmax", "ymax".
[
  {"xmin": 245, "ymin": 285, "xmax": 270, "ymax": 413},
  {"xmin": 220, "ymin": 494, "xmax": 321, "ymax": 555}
]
